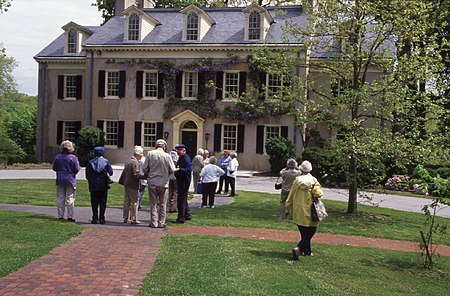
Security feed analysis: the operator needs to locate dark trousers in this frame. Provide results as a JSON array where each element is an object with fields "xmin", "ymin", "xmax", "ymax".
[
  {"xmin": 90, "ymin": 191, "xmax": 108, "ymax": 221},
  {"xmin": 177, "ymin": 186, "xmax": 190, "ymax": 222},
  {"xmin": 227, "ymin": 176, "xmax": 236, "ymax": 196},
  {"xmin": 297, "ymin": 225, "xmax": 317, "ymax": 256},
  {"xmin": 202, "ymin": 182, "xmax": 218, "ymax": 206},
  {"xmin": 217, "ymin": 174, "xmax": 229, "ymax": 193}
]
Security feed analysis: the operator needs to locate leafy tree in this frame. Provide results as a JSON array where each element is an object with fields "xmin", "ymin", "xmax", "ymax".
[
  {"xmin": 0, "ymin": 129, "xmax": 25, "ymax": 167},
  {"xmin": 0, "ymin": 45, "xmax": 17, "ymax": 97},
  {"xmin": 92, "ymin": 0, "xmax": 115, "ymax": 24},
  {"xmin": 75, "ymin": 126, "xmax": 104, "ymax": 166},
  {"xmin": 265, "ymin": 136, "xmax": 296, "ymax": 174},
  {"xmin": 0, "ymin": 0, "xmax": 12, "ymax": 13}
]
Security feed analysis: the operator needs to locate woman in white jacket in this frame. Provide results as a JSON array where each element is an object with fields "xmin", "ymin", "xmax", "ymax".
[
  {"xmin": 199, "ymin": 156, "xmax": 224, "ymax": 208},
  {"xmin": 226, "ymin": 152, "xmax": 239, "ymax": 197}
]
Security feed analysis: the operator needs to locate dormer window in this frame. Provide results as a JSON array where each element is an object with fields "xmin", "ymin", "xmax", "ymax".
[
  {"xmin": 248, "ymin": 12, "xmax": 261, "ymax": 40},
  {"xmin": 67, "ymin": 29, "xmax": 77, "ymax": 53},
  {"xmin": 186, "ymin": 13, "xmax": 199, "ymax": 41},
  {"xmin": 128, "ymin": 14, "xmax": 140, "ymax": 41}
]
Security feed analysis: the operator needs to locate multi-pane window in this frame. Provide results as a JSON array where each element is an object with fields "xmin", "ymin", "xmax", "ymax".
[
  {"xmin": 144, "ymin": 72, "xmax": 158, "ymax": 98},
  {"xmin": 63, "ymin": 121, "xmax": 78, "ymax": 141},
  {"xmin": 106, "ymin": 71, "xmax": 120, "ymax": 97},
  {"xmin": 64, "ymin": 75, "xmax": 77, "ymax": 99},
  {"xmin": 183, "ymin": 71, "xmax": 198, "ymax": 98},
  {"xmin": 105, "ymin": 121, "xmax": 119, "ymax": 146},
  {"xmin": 143, "ymin": 122, "xmax": 157, "ymax": 148},
  {"xmin": 249, "ymin": 11, "xmax": 261, "ymax": 40},
  {"xmin": 224, "ymin": 72, "xmax": 239, "ymax": 100},
  {"xmin": 67, "ymin": 29, "xmax": 77, "ymax": 53},
  {"xmin": 331, "ymin": 78, "xmax": 349, "ymax": 96},
  {"xmin": 264, "ymin": 125, "xmax": 281, "ymax": 153},
  {"xmin": 128, "ymin": 14, "xmax": 140, "ymax": 41},
  {"xmin": 186, "ymin": 13, "xmax": 199, "ymax": 41},
  {"xmin": 267, "ymin": 74, "xmax": 283, "ymax": 96},
  {"xmin": 223, "ymin": 125, "xmax": 237, "ymax": 151}
]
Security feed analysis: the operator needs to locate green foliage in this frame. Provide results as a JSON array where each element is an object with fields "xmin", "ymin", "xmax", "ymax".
[
  {"xmin": 0, "ymin": 45, "xmax": 17, "ymax": 97},
  {"xmin": 264, "ymin": 136, "xmax": 295, "ymax": 174},
  {"xmin": 0, "ymin": 0, "xmax": 12, "ymax": 13},
  {"xmin": 154, "ymin": 0, "xmax": 209, "ymax": 8},
  {"xmin": 0, "ymin": 129, "xmax": 25, "ymax": 167},
  {"xmin": 75, "ymin": 126, "xmax": 104, "ymax": 166},
  {"xmin": 91, "ymin": 0, "xmax": 115, "ymax": 25}
]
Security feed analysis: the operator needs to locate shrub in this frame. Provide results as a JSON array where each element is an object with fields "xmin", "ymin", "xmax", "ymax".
[
  {"xmin": 265, "ymin": 136, "xmax": 296, "ymax": 174},
  {"xmin": 75, "ymin": 126, "xmax": 104, "ymax": 166}
]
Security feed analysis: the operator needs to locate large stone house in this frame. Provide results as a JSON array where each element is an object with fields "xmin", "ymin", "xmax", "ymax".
[{"xmin": 35, "ymin": 1, "xmax": 311, "ymax": 170}]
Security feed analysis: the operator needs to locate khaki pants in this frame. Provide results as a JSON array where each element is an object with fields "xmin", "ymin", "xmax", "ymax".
[
  {"xmin": 56, "ymin": 186, "xmax": 76, "ymax": 219},
  {"xmin": 149, "ymin": 185, "xmax": 167, "ymax": 227},
  {"xmin": 168, "ymin": 179, "xmax": 177, "ymax": 212},
  {"xmin": 123, "ymin": 186, "xmax": 139, "ymax": 222},
  {"xmin": 280, "ymin": 190, "xmax": 290, "ymax": 219}
]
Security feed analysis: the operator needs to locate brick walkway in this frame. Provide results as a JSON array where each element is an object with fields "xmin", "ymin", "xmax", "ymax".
[{"xmin": 0, "ymin": 225, "xmax": 449, "ymax": 295}]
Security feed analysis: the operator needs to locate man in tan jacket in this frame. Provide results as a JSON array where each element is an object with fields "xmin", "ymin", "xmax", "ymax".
[{"xmin": 119, "ymin": 146, "xmax": 144, "ymax": 224}]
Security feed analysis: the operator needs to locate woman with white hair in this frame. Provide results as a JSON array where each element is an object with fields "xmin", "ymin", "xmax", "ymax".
[
  {"xmin": 191, "ymin": 148, "xmax": 204, "ymax": 193},
  {"xmin": 279, "ymin": 158, "xmax": 301, "ymax": 219},
  {"xmin": 52, "ymin": 140, "xmax": 80, "ymax": 222},
  {"xmin": 226, "ymin": 152, "xmax": 239, "ymax": 197},
  {"xmin": 199, "ymin": 156, "xmax": 224, "ymax": 208},
  {"xmin": 118, "ymin": 146, "xmax": 144, "ymax": 224},
  {"xmin": 285, "ymin": 160, "xmax": 324, "ymax": 260}
]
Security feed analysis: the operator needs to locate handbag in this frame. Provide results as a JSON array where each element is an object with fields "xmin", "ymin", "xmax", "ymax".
[
  {"xmin": 311, "ymin": 197, "xmax": 328, "ymax": 222},
  {"xmin": 274, "ymin": 177, "xmax": 282, "ymax": 190},
  {"xmin": 196, "ymin": 181, "xmax": 203, "ymax": 194}
]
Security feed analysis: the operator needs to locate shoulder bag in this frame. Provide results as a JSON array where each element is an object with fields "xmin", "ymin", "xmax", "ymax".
[{"xmin": 274, "ymin": 177, "xmax": 282, "ymax": 190}]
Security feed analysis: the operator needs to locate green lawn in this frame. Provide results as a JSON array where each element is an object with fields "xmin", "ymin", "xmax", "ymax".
[
  {"xmin": 140, "ymin": 235, "xmax": 450, "ymax": 296},
  {"xmin": 0, "ymin": 210, "xmax": 82, "ymax": 277}
]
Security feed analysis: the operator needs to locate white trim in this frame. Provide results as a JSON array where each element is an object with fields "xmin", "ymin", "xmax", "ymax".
[
  {"xmin": 222, "ymin": 70, "xmax": 240, "ymax": 101},
  {"xmin": 63, "ymin": 75, "xmax": 77, "ymax": 100},
  {"xmin": 263, "ymin": 125, "xmax": 281, "ymax": 154},
  {"xmin": 103, "ymin": 120, "xmax": 120, "ymax": 148},
  {"xmin": 222, "ymin": 123, "xmax": 239, "ymax": 152},
  {"xmin": 141, "ymin": 121, "xmax": 158, "ymax": 149},
  {"xmin": 142, "ymin": 70, "xmax": 159, "ymax": 100},
  {"xmin": 104, "ymin": 70, "xmax": 120, "ymax": 99},
  {"xmin": 182, "ymin": 71, "xmax": 198, "ymax": 100}
]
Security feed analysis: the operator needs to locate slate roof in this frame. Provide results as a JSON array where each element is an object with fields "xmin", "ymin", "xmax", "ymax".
[{"xmin": 35, "ymin": 6, "xmax": 308, "ymax": 59}]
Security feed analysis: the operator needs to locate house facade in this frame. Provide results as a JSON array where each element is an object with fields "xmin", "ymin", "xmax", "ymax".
[{"xmin": 35, "ymin": 2, "xmax": 311, "ymax": 170}]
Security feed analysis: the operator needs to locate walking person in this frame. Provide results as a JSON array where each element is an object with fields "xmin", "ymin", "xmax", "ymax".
[
  {"xmin": 143, "ymin": 139, "xmax": 175, "ymax": 228},
  {"xmin": 279, "ymin": 158, "xmax": 301, "ymax": 219},
  {"xmin": 138, "ymin": 153, "xmax": 147, "ymax": 210},
  {"xmin": 52, "ymin": 140, "xmax": 80, "ymax": 222},
  {"xmin": 226, "ymin": 152, "xmax": 239, "ymax": 197},
  {"xmin": 85, "ymin": 146, "xmax": 113, "ymax": 224},
  {"xmin": 216, "ymin": 150, "xmax": 231, "ymax": 194},
  {"xmin": 167, "ymin": 149, "xmax": 178, "ymax": 213},
  {"xmin": 172, "ymin": 144, "xmax": 192, "ymax": 224},
  {"xmin": 199, "ymin": 156, "xmax": 224, "ymax": 208},
  {"xmin": 118, "ymin": 146, "xmax": 144, "ymax": 224},
  {"xmin": 285, "ymin": 160, "xmax": 324, "ymax": 260},
  {"xmin": 192, "ymin": 148, "xmax": 204, "ymax": 194}
]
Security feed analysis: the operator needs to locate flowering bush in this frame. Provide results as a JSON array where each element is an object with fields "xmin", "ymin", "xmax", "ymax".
[{"xmin": 384, "ymin": 175, "xmax": 410, "ymax": 191}]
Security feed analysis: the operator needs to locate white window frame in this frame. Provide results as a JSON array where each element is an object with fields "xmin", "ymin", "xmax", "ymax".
[
  {"xmin": 128, "ymin": 14, "xmax": 140, "ymax": 41},
  {"xmin": 103, "ymin": 120, "xmax": 119, "ymax": 148},
  {"xmin": 63, "ymin": 121, "xmax": 78, "ymax": 141},
  {"xmin": 266, "ymin": 73, "xmax": 283, "ymax": 99},
  {"xmin": 143, "ymin": 70, "xmax": 158, "ymax": 100},
  {"xmin": 182, "ymin": 71, "xmax": 198, "ymax": 100},
  {"xmin": 264, "ymin": 125, "xmax": 281, "ymax": 154},
  {"xmin": 332, "ymin": 78, "xmax": 348, "ymax": 96},
  {"xmin": 186, "ymin": 12, "xmax": 199, "ymax": 41},
  {"xmin": 105, "ymin": 70, "xmax": 120, "ymax": 99},
  {"xmin": 142, "ymin": 121, "xmax": 158, "ymax": 149},
  {"xmin": 222, "ymin": 124, "xmax": 238, "ymax": 152},
  {"xmin": 223, "ymin": 71, "xmax": 240, "ymax": 101},
  {"xmin": 248, "ymin": 11, "xmax": 261, "ymax": 40},
  {"xmin": 67, "ymin": 29, "xmax": 77, "ymax": 53},
  {"xmin": 64, "ymin": 75, "xmax": 77, "ymax": 100}
]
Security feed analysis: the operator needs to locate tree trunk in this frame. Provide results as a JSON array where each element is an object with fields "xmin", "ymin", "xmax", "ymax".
[{"xmin": 347, "ymin": 154, "xmax": 358, "ymax": 214}]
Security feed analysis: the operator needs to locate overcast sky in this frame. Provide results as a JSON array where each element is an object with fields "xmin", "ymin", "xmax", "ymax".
[{"xmin": 0, "ymin": 0, "xmax": 102, "ymax": 95}]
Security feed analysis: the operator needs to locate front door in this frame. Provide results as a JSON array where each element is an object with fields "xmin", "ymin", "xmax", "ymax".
[{"xmin": 181, "ymin": 131, "xmax": 197, "ymax": 160}]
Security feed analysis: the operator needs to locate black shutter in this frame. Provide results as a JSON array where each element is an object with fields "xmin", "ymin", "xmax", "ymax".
[
  {"xmin": 134, "ymin": 121, "xmax": 142, "ymax": 145},
  {"xmin": 57, "ymin": 121, "xmax": 63, "ymax": 144},
  {"xmin": 157, "ymin": 122, "xmax": 164, "ymax": 139},
  {"xmin": 256, "ymin": 125, "xmax": 264, "ymax": 154},
  {"xmin": 259, "ymin": 72, "xmax": 267, "ymax": 100},
  {"xmin": 158, "ymin": 72, "xmax": 165, "ymax": 99},
  {"xmin": 118, "ymin": 121, "xmax": 124, "ymax": 148},
  {"xmin": 281, "ymin": 126, "xmax": 288, "ymax": 138},
  {"xmin": 98, "ymin": 70, "xmax": 106, "ymax": 97},
  {"xmin": 214, "ymin": 124, "xmax": 222, "ymax": 152},
  {"xmin": 198, "ymin": 72, "xmax": 205, "ymax": 96},
  {"xmin": 239, "ymin": 72, "xmax": 247, "ymax": 97},
  {"xmin": 119, "ymin": 70, "xmax": 126, "ymax": 98},
  {"xmin": 97, "ymin": 120, "xmax": 104, "ymax": 131},
  {"xmin": 57, "ymin": 75, "xmax": 64, "ymax": 100},
  {"xmin": 74, "ymin": 121, "xmax": 82, "ymax": 140},
  {"xmin": 75, "ymin": 75, "xmax": 82, "ymax": 100},
  {"xmin": 237, "ymin": 125, "xmax": 245, "ymax": 153},
  {"xmin": 215, "ymin": 71, "xmax": 223, "ymax": 100},
  {"xmin": 136, "ymin": 71, "xmax": 143, "ymax": 99},
  {"xmin": 175, "ymin": 72, "xmax": 183, "ymax": 98}
]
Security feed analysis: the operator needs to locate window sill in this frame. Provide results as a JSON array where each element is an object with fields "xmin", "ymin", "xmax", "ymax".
[
  {"xmin": 62, "ymin": 98, "xmax": 77, "ymax": 101},
  {"xmin": 104, "ymin": 96, "xmax": 120, "ymax": 100},
  {"xmin": 181, "ymin": 97, "xmax": 197, "ymax": 101},
  {"xmin": 141, "ymin": 97, "xmax": 158, "ymax": 101}
]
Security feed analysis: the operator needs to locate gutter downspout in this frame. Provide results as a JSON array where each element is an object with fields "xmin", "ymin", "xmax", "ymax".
[
  {"xmin": 89, "ymin": 50, "xmax": 94, "ymax": 126},
  {"xmin": 37, "ymin": 62, "xmax": 47, "ymax": 163}
]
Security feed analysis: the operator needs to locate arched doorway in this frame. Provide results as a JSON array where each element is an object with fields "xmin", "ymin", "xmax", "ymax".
[{"xmin": 181, "ymin": 121, "xmax": 197, "ymax": 159}]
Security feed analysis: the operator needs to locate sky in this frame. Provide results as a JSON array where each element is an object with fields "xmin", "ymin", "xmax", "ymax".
[{"xmin": 0, "ymin": 0, "xmax": 103, "ymax": 96}]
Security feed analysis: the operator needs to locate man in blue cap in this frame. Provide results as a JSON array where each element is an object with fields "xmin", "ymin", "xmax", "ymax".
[
  {"xmin": 172, "ymin": 144, "xmax": 192, "ymax": 223},
  {"xmin": 86, "ymin": 146, "xmax": 113, "ymax": 224}
]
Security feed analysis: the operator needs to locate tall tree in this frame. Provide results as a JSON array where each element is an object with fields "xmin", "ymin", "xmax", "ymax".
[
  {"xmin": 0, "ymin": 0, "xmax": 12, "ymax": 13},
  {"xmin": 92, "ymin": 0, "xmax": 115, "ymax": 24}
]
